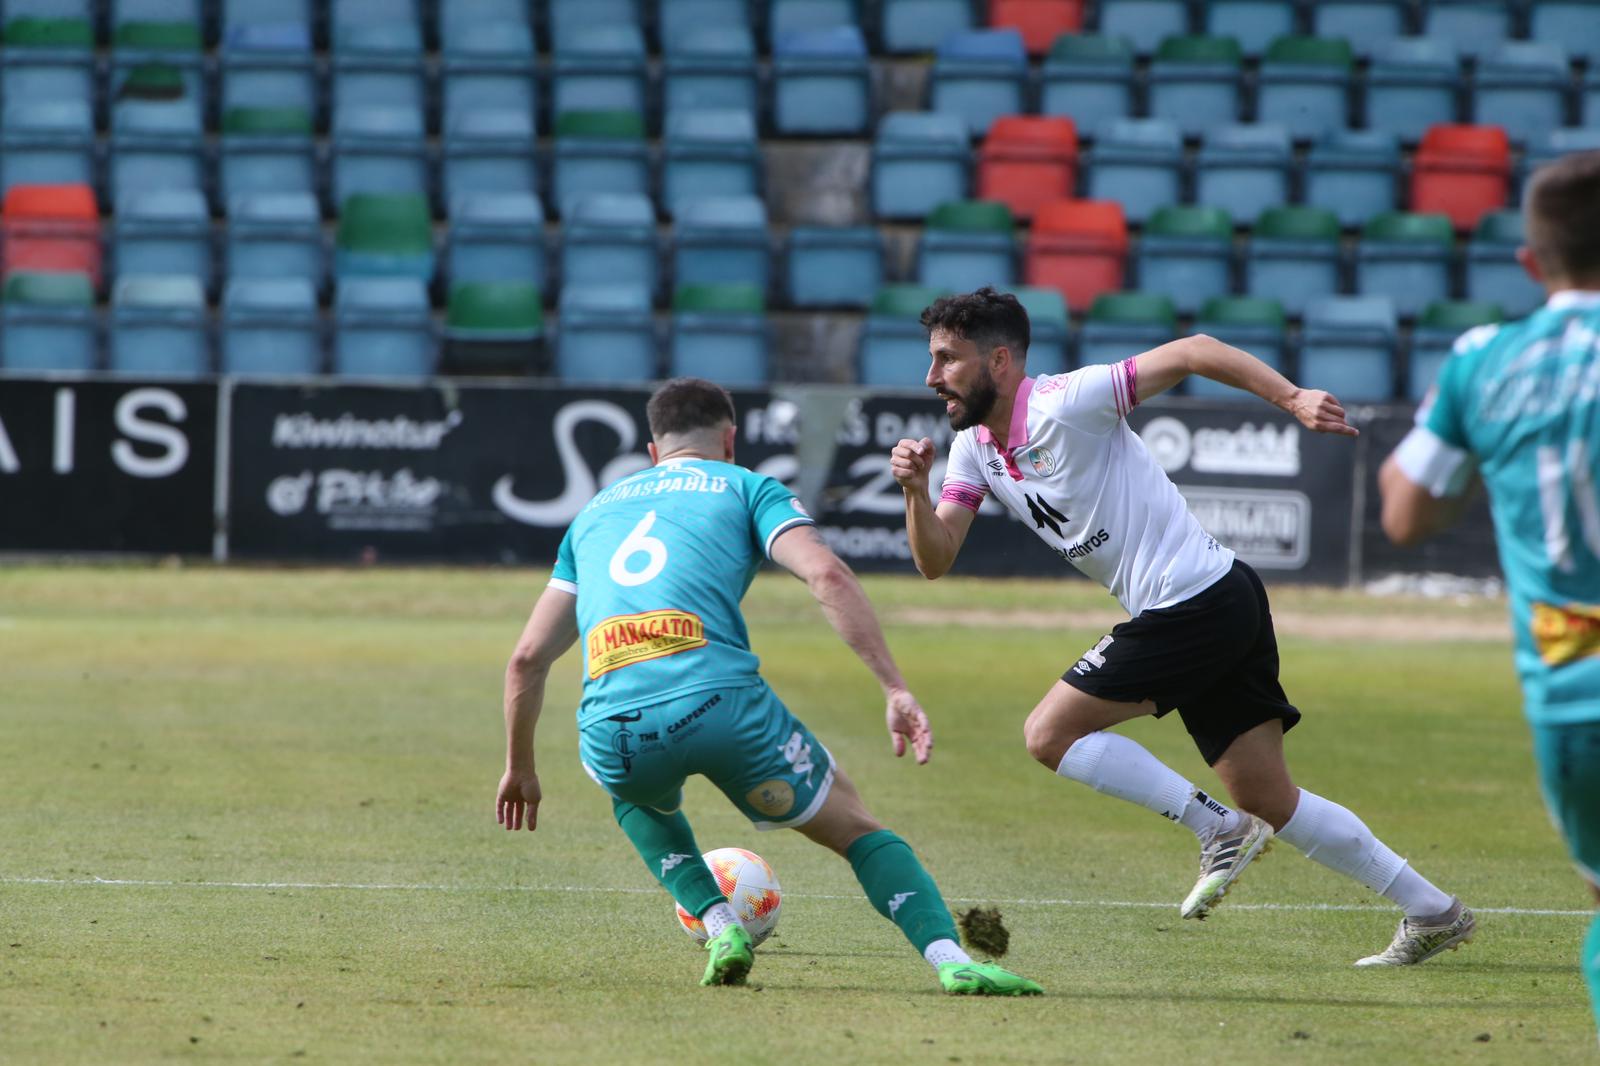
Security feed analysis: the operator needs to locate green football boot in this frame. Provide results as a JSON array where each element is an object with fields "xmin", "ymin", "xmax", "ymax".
[
  {"xmin": 938, "ymin": 961, "xmax": 1044, "ymax": 996},
  {"xmin": 700, "ymin": 925, "xmax": 754, "ymax": 987}
]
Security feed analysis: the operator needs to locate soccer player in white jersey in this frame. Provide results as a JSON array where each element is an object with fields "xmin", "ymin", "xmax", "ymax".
[
  {"xmin": 890, "ymin": 288, "xmax": 1475, "ymax": 965},
  {"xmin": 1380, "ymin": 152, "xmax": 1600, "ymax": 1026}
]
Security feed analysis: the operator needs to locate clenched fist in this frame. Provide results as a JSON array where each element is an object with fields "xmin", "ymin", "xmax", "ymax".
[{"xmin": 890, "ymin": 436, "xmax": 936, "ymax": 493}]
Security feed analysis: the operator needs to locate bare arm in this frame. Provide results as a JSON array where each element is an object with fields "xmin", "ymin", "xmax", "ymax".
[
  {"xmin": 1133, "ymin": 334, "xmax": 1360, "ymax": 437},
  {"xmin": 1378, "ymin": 453, "xmax": 1479, "ymax": 546},
  {"xmin": 889, "ymin": 436, "xmax": 978, "ymax": 579},
  {"xmin": 768, "ymin": 525, "xmax": 932, "ymax": 763},
  {"xmin": 496, "ymin": 585, "xmax": 580, "ymax": 831}
]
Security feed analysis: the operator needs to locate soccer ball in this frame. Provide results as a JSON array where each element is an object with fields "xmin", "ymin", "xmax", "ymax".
[{"xmin": 674, "ymin": 847, "xmax": 782, "ymax": 947}]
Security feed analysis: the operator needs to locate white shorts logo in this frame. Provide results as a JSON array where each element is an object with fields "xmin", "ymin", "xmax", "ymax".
[
  {"xmin": 779, "ymin": 731, "xmax": 815, "ymax": 784},
  {"xmin": 1072, "ymin": 635, "xmax": 1115, "ymax": 676}
]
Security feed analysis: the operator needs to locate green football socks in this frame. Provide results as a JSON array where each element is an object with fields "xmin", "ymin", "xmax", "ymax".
[
  {"xmin": 845, "ymin": 829, "xmax": 960, "ymax": 954},
  {"xmin": 613, "ymin": 798, "xmax": 723, "ymax": 920}
]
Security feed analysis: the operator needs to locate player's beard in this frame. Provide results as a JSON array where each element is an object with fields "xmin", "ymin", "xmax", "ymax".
[{"xmin": 944, "ymin": 367, "xmax": 998, "ymax": 431}]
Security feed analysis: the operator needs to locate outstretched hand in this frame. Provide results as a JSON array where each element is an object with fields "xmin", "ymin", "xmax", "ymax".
[
  {"xmin": 496, "ymin": 767, "xmax": 542, "ymax": 831},
  {"xmin": 1287, "ymin": 388, "xmax": 1359, "ymax": 437},
  {"xmin": 886, "ymin": 688, "xmax": 933, "ymax": 765}
]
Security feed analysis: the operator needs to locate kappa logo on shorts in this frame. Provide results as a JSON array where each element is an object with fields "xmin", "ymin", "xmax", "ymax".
[
  {"xmin": 1072, "ymin": 635, "xmax": 1115, "ymax": 676},
  {"xmin": 779, "ymin": 731, "xmax": 816, "ymax": 785}
]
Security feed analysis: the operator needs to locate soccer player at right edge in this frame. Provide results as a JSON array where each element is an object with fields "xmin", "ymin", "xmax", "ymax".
[
  {"xmin": 891, "ymin": 288, "xmax": 1475, "ymax": 966},
  {"xmin": 1379, "ymin": 151, "xmax": 1600, "ymax": 1034}
]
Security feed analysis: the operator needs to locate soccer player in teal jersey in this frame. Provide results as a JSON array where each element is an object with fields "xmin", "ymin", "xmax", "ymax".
[
  {"xmin": 1381, "ymin": 151, "xmax": 1600, "ymax": 1030},
  {"xmin": 494, "ymin": 377, "xmax": 1042, "ymax": 995}
]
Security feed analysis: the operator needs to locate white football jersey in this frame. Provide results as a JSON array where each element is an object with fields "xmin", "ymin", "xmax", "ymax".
[{"xmin": 939, "ymin": 363, "xmax": 1234, "ymax": 617}]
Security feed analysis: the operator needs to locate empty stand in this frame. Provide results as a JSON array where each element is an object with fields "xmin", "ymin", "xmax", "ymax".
[
  {"xmin": 1135, "ymin": 205, "xmax": 1235, "ymax": 315},
  {"xmin": 670, "ymin": 283, "xmax": 770, "ymax": 386},
  {"xmin": 786, "ymin": 226, "xmax": 884, "ymax": 308},
  {"xmin": 977, "ymin": 116, "xmax": 1079, "ymax": 223},
  {"xmin": 872, "ymin": 111, "xmax": 971, "ymax": 221},
  {"xmin": 1079, "ymin": 291, "xmax": 1176, "ymax": 366},
  {"xmin": 917, "ymin": 200, "xmax": 1018, "ymax": 292},
  {"xmin": 1024, "ymin": 198, "xmax": 1128, "ymax": 312}
]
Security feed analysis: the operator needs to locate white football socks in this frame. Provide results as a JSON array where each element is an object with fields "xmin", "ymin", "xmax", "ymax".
[
  {"xmin": 1276, "ymin": 788, "xmax": 1455, "ymax": 918},
  {"xmin": 1056, "ymin": 732, "xmax": 1236, "ymax": 840},
  {"xmin": 700, "ymin": 901, "xmax": 741, "ymax": 939},
  {"xmin": 923, "ymin": 938, "xmax": 972, "ymax": 968}
]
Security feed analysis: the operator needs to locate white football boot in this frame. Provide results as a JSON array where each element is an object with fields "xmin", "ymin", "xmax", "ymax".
[
  {"xmin": 1355, "ymin": 898, "xmax": 1476, "ymax": 967},
  {"xmin": 1181, "ymin": 812, "xmax": 1274, "ymax": 920}
]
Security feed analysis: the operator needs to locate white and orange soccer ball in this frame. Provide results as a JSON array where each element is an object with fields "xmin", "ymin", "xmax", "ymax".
[{"xmin": 674, "ymin": 847, "xmax": 782, "ymax": 947}]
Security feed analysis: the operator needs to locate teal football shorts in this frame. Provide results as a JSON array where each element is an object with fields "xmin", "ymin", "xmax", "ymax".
[{"xmin": 1531, "ymin": 718, "xmax": 1600, "ymax": 886}]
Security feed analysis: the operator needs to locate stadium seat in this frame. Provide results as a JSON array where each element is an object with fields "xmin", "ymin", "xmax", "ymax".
[
  {"xmin": 1304, "ymin": 128, "xmax": 1401, "ymax": 228},
  {"xmin": 1299, "ymin": 294, "xmax": 1399, "ymax": 400},
  {"xmin": 1148, "ymin": 35, "xmax": 1244, "ymax": 138},
  {"xmin": 556, "ymin": 283, "xmax": 658, "ymax": 383},
  {"xmin": 1529, "ymin": 1, "xmax": 1600, "ymax": 63},
  {"xmin": 928, "ymin": 29, "xmax": 1028, "ymax": 138},
  {"xmin": 660, "ymin": 0, "xmax": 749, "ymax": 54},
  {"xmin": 334, "ymin": 277, "xmax": 437, "ymax": 379},
  {"xmin": 219, "ymin": 106, "xmax": 318, "ymax": 206},
  {"xmin": 2, "ymin": 183, "xmax": 102, "ymax": 288},
  {"xmin": 1465, "ymin": 211, "xmax": 1545, "ymax": 317},
  {"xmin": 1411, "ymin": 124, "xmax": 1512, "ymax": 232},
  {"xmin": 1408, "ymin": 299, "xmax": 1503, "ymax": 401},
  {"xmin": 0, "ymin": 270, "xmax": 97, "ymax": 372},
  {"xmin": 1309, "ymin": 0, "xmax": 1410, "ymax": 57},
  {"xmin": 772, "ymin": 27, "xmax": 872, "ymax": 135},
  {"xmin": 550, "ymin": 0, "xmax": 639, "ymax": 50},
  {"xmin": 1355, "ymin": 211, "xmax": 1456, "ymax": 318},
  {"xmin": 1201, "ymin": 0, "xmax": 1296, "ymax": 56},
  {"xmin": 1472, "ymin": 43, "xmax": 1570, "ymax": 146},
  {"xmin": 2, "ymin": 16, "xmax": 95, "ymax": 110},
  {"xmin": 989, "ymin": 0, "xmax": 1084, "ymax": 57},
  {"xmin": 552, "ymin": 109, "xmax": 651, "ymax": 217},
  {"xmin": 443, "ymin": 280, "xmax": 545, "ymax": 377},
  {"xmin": 561, "ymin": 192, "xmax": 660, "ymax": 298},
  {"xmin": 221, "ymin": 277, "xmax": 323, "ymax": 376},
  {"xmin": 331, "ymin": 105, "xmax": 430, "ymax": 206},
  {"xmin": 860, "ymin": 284, "xmax": 948, "ymax": 386},
  {"xmin": 552, "ymin": 24, "xmax": 648, "ymax": 122},
  {"xmin": 447, "ymin": 192, "xmax": 545, "ymax": 292},
  {"xmin": 1078, "ymin": 292, "xmax": 1176, "ymax": 367},
  {"xmin": 1012, "ymin": 285, "xmax": 1070, "ymax": 374},
  {"xmin": 881, "ymin": 0, "xmax": 975, "ymax": 54},
  {"xmin": 1194, "ymin": 124, "xmax": 1292, "ymax": 220},
  {"xmin": 221, "ymin": 38, "xmax": 318, "ymax": 119},
  {"xmin": 1135, "ymin": 205, "xmax": 1235, "ymax": 315},
  {"xmin": 1096, "ymin": 0, "xmax": 1189, "ymax": 55},
  {"xmin": 1256, "ymin": 36, "xmax": 1354, "ymax": 142},
  {"xmin": 871, "ymin": 112, "xmax": 971, "ymax": 221},
  {"xmin": 1040, "ymin": 34, "xmax": 1136, "ymax": 128},
  {"xmin": 768, "ymin": 0, "xmax": 857, "ymax": 48},
  {"xmin": 1365, "ymin": 38, "xmax": 1461, "ymax": 143},
  {"xmin": 664, "ymin": 27, "xmax": 760, "ymax": 118},
  {"xmin": 443, "ymin": 108, "xmax": 538, "ymax": 206},
  {"xmin": 917, "ymin": 200, "xmax": 1018, "ymax": 292},
  {"xmin": 113, "ymin": 0, "xmax": 204, "ymax": 57},
  {"xmin": 0, "ymin": 100, "xmax": 95, "ymax": 195},
  {"xmin": 662, "ymin": 110, "xmax": 761, "ymax": 216},
  {"xmin": 1585, "ymin": 74, "xmax": 1600, "ymax": 129},
  {"xmin": 1190, "ymin": 297, "xmax": 1288, "ymax": 397},
  {"xmin": 673, "ymin": 195, "xmax": 772, "ymax": 294},
  {"xmin": 440, "ymin": 19, "xmax": 538, "ymax": 135},
  {"xmin": 1422, "ymin": 0, "xmax": 1512, "ymax": 59},
  {"xmin": 671, "ymin": 283, "xmax": 770, "ymax": 386},
  {"xmin": 333, "ymin": 51, "xmax": 425, "ymax": 133},
  {"xmin": 110, "ymin": 97, "xmax": 206, "ymax": 203},
  {"xmin": 1024, "ymin": 198, "xmax": 1129, "ymax": 311},
  {"xmin": 108, "ymin": 274, "xmax": 209, "ymax": 378},
  {"xmin": 977, "ymin": 116, "xmax": 1079, "ymax": 222},
  {"xmin": 1083, "ymin": 118, "xmax": 1183, "ymax": 225},
  {"xmin": 1521, "ymin": 127, "xmax": 1600, "ymax": 189},
  {"xmin": 223, "ymin": 0, "xmax": 312, "ymax": 36},
  {"xmin": 335, "ymin": 192, "xmax": 434, "ymax": 282},
  {"xmin": 227, "ymin": 192, "xmax": 325, "ymax": 289},
  {"xmin": 785, "ymin": 226, "xmax": 883, "ymax": 308},
  {"xmin": 113, "ymin": 189, "xmax": 213, "ymax": 295},
  {"xmin": 1244, "ymin": 205, "xmax": 1343, "ymax": 317}
]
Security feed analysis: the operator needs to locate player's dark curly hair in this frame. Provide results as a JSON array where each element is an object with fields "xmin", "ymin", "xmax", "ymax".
[
  {"xmin": 920, "ymin": 287, "xmax": 1031, "ymax": 360},
  {"xmin": 1525, "ymin": 150, "xmax": 1600, "ymax": 282},
  {"xmin": 647, "ymin": 377, "xmax": 737, "ymax": 439}
]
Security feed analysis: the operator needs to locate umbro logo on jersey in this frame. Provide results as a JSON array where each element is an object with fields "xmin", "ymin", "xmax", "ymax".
[{"xmin": 986, "ymin": 458, "xmax": 1004, "ymax": 476}]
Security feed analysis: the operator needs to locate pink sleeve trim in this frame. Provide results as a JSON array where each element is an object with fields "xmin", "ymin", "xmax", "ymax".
[
  {"xmin": 1116, "ymin": 358, "xmax": 1139, "ymax": 416},
  {"xmin": 939, "ymin": 481, "xmax": 987, "ymax": 513}
]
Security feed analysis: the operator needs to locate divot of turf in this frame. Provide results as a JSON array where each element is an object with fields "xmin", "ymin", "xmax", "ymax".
[{"xmin": 957, "ymin": 906, "xmax": 1009, "ymax": 959}]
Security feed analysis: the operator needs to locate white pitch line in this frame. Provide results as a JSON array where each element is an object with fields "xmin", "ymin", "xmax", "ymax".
[{"xmin": 1, "ymin": 876, "xmax": 1590, "ymax": 917}]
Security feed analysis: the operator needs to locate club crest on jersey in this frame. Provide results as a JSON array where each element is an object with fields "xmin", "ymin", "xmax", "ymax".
[{"xmin": 1027, "ymin": 447, "xmax": 1056, "ymax": 477}]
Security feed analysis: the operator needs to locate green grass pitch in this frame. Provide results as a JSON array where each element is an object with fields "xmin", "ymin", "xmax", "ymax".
[{"xmin": 1, "ymin": 566, "xmax": 1595, "ymax": 1064}]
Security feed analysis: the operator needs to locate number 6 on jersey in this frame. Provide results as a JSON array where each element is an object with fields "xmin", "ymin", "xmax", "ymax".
[{"xmin": 610, "ymin": 510, "xmax": 668, "ymax": 587}]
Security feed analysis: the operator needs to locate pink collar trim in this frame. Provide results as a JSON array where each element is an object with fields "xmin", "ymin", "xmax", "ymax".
[{"xmin": 975, "ymin": 377, "xmax": 1034, "ymax": 452}]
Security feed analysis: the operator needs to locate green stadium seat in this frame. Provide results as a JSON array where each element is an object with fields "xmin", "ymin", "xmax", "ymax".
[
  {"xmin": 1, "ymin": 270, "xmax": 97, "ymax": 372},
  {"xmin": 443, "ymin": 281, "xmax": 546, "ymax": 377},
  {"xmin": 1148, "ymin": 35, "xmax": 1244, "ymax": 137},
  {"xmin": 1135, "ymin": 205, "xmax": 1234, "ymax": 315},
  {"xmin": 1079, "ymin": 291, "xmax": 1176, "ymax": 366},
  {"xmin": 917, "ymin": 200, "xmax": 1018, "ymax": 292},
  {"xmin": 335, "ymin": 192, "xmax": 434, "ymax": 282},
  {"xmin": 1040, "ymin": 34, "xmax": 1136, "ymax": 128},
  {"xmin": 1257, "ymin": 36, "xmax": 1354, "ymax": 141},
  {"xmin": 1355, "ymin": 211, "xmax": 1456, "ymax": 318},
  {"xmin": 1243, "ymin": 206, "xmax": 1342, "ymax": 317},
  {"xmin": 1190, "ymin": 296, "xmax": 1287, "ymax": 397}
]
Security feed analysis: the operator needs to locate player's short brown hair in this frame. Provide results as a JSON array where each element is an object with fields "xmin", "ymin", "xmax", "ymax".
[
  {"xmin": 1524, "ymin": 150, "xmax": 1600, "ymax": 282},
  {"xmin": 920, "ymin": 287, "xmax": 1031, "ymax": 360},
  {"xmin": 646, "ymin": 377, "xmax": 736, "ymax": 440}
]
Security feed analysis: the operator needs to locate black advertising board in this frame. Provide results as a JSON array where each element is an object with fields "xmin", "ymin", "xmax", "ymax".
[{"xmin": 0, "ymin": 377, "xmax": 216, "ymax": 553}]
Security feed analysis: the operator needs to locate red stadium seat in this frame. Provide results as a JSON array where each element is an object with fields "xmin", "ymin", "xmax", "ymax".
[
  {"xmin": 989, "ymin": 0, "xmax": 1084, "ymax": 56},
  {"xmin": 2, "ymin": 183, "xmax": 101, "ymax": 287},
  {"xmin": 1024, "ymin": 198, "xmax": 1127, "ymax": 311},
  {"xmin": 977, "ymin": 115, "xmax": 1079, "ymax": 222},
  {"xmin": 1411, "ymin": 124, "xmax": 1511, "ymax": 232}
]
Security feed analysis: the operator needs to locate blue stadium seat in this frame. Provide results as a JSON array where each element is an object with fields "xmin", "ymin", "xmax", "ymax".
[
  {"xmin": 1355, "ymin": 211, "xmax": 1455, "ymax": 318},
  {"xmin": 1188, "ymin": 297, "xmax": 1288, "ymax": 397},
  {"xmin": 1243, "ymin": 205, "xmax": 1343, "ymax": 317},
  {"xmin": 556, "ymin": 284, "xmax": 658, "ymax": 383},
  {"xmin": 1148, "ymin": 35, "xmax": 1244, "ymax": 138},
  {"xmin": 670, "ymin": 286, "xmax": 770, "ymax": 386},
  {"xmin": 768, "ymin": 0, "xmax": 858, "ymax": 48},
  {"xmin": 786, "ymin": 227, "xmax": 884, "ymax": 308},
  {"xmin": 1422, "ymin": 0, "xmax": 1512, "ymax": 59},
  {"xmin": 1202, "ymin": 0, "xmax": 1296, "ymax": 56},
  {"xmin": 773, "ymin": 27, "xmax": 872, "ymax": 135},
  {"xmin": 664, "ymin": 27, "xmax": 760, "ymax": 117},
  {"xmin": 1303, "ymin": 128, "xmax": 1401, "ymax": 228},
  {"xmin": 1586, "ymin": 73, "xmax": 1600, "ymax": 128},
  {"xmin": 1083, "ymin": 117, "xmax": 1184, "ymax": 225},
  {"xmin": 443, "ymin": 108, "xmax": 538, "ymax": 205},
  {"xmin": 333, "ymin": 50, "xmax": 426, "ymax": 126},
  {"xmin": 1040, "ymin": 35, "xmax": 1136, "ymax": 128},
  {"xmin": 113, "ymin": 0, "xmax": 202, "ymax": 38},
  {"xmin": 552, "ymin": 110, "xmax": 651, "ymax": 217},
  {"xmin": 1078, "ymin": 292, "xmax": 1177, "ymax": 366},
  {"xmin": 1472, "ymin": 43, "xmax": 1571, "ymax": 145},
  {"xmin": 440, "ymin": 20, "xmax": 538, "ymax": 134},
  {"xmin": 1522, "ymin": 128, "xmax": 1600, "ymax": 190},
  {"xmin": 871, "ymin": 111, "xmax": 970, "ymax": 221},
  {"xmin": 1134, "ymin": 205, "xmax": 1234, "ymax": 315},
  {"xmin": 1365, "ymin": 37, "xmax": 1460, "ymax": 142},
  {"xmin": 1529, "ymin": 1, "xmax": 1600, "ymax": 63},
  {"xmin": 561, "ymin": 193, "xmax": 660, "ymax": 298},
  {"xmin": 929, "ymin": 29, "xmax": 1029, "ymax": 138},
  {"xmin": 859, "ymin": 285, "xmax": 947, "ymax": 386},
  {"xmin": 111, "ymin": 98, "xmax": 206, "ymax": 202},
  {"xmin": 226, "ymin": 192, "xmax": 326, "ymax": 289},
  {"xmin": 1012, "ymin": 286, "xmax": 1070, "ymax": 374},
  {"xmin": 673, "ymin": 195, "xmax": 771, "ymax": 293},
  {"xmin": 1299, "ymin": 295, "xmax": 1398, "ymax": 400},
  {"xmin": 661, "ymin": 0, "xmax": 750, "ymax": 54},
  {"xmin": 109, "ymin": 274, "xmax": 210, "ymax": 378},
  {"xmin": 1407, "ymin": 300, "xmax": 1503, "ymax": 401},
  {"xmin": 331, "ymin": 105, "xmax": 430, "ymax": 204},
  {"xmin": 1194, "ymin": 124, "xmax": 1292, "ymax": 219},
  {"xmin": 2, "ymin": 38, "xmax": 96, "ymax": 110},
  {"xmin": 916, "ymin": 201, "xmax": 1017, "ymax": 292},
  {"xmin": 882, "ymin": 0, "xmax": 975, "ymax": 55},
  {"xmin": 0, "ymin": 100, "xmax": 95, "ymax": 194},
  {"xmin": 1096, "ymin": 0, "xmax": 1190, "ymax": 55},
  {"xmin": 448, "ymin": 192, "xmax": 545, "ymax": 291},
  {"xmin": 551, "ymin": 0, "xmax": 640, "ymax": 49},
  {"xmin": 552, "ymin": 24, "xmax": 648, "ymax": 121},
  {"xmin": 331, "ymin": 0, "xmax": 421, "ymax": 38},
  {"xmin": 1, "ymin": 274, "xmax": 98, "ymax": 372},
  {"xmin": 663, "ymin": 109, "xmax": 761, "ymax": 216},
  {"xmin": 223, "ymin": 0, "xmax": 312, "ymax": 34},
  {"xmin": 221, "ymin": 277, "xmax": 323, "ymax": 376},
  {"xmin": 1466, "ymin": 211, "xmax": 1545, "ymax": 317},
  {"xmin": 1256, "ymin": 36, "xmax": 1354, "ymax": 141},
  {"xmin": 113, "ymin": 189, "xmax": 214, "ymax": 295},
  {"xmin": 334, "ymin": 277, "xmax": 437, "ymax": 378},
  {"xmin": 332, "ymin": 17, "xmax": 424, "ymax": 60},
  {"xmin": 219, "ymin": 109, "xmax": 317, "ymax": 206},
  {"xmin": 1309, "ymin": 0, "xmax": 1410, "ymax": 57},
  {"xmin": 221, "ymin": 32, "xmax": 317, "ymax": 115}
]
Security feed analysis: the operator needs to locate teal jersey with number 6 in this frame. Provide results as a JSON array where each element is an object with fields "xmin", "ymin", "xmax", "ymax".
[
  {"xmin": 1416, "ymin": 292, "xmax": 1600, "ymax": 724},
  {"xmin": 549, "ymin": 457, "xmax": 814, "ymax": 728}
]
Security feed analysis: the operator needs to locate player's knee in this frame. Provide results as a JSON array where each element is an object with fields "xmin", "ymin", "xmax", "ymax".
[
  {"xmin": 1022, "ymin": 711, "xmax": 1076, "ymax": 769},
  {"xmin": 1228, "ymin": 781, "xmax": 1298, "ymax": 829}
]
